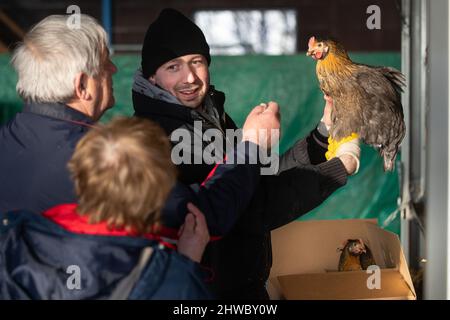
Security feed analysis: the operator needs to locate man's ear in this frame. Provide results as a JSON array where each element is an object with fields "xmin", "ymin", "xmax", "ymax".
[
  {"xmin": 148, "ymin": 75, "xmax": 156, "ymax": 85},
  {"xmin": 74, "ymin": 72, "xmax": 90, "ymax": 101}
]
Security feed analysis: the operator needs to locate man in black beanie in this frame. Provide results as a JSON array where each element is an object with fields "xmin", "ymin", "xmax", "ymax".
[
  {"xmin": 133, "ymin": 8, "xmax": 359, "ymax": 299},
  {"xmin": 141, "ymin": 9, "xmax": 211, "ymax": 80}
]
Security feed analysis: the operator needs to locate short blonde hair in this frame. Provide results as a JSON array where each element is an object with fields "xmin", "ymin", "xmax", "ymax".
[
  {"xmin": 68, "ymin": 117, "xmax": 177, "ymax": 233},
  {"xmin": 11, "ymin": 14, "xmax": 108, "ymax": 104}
]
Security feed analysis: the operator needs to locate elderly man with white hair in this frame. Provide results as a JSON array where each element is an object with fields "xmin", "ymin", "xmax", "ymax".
[{"xmin": 0, "ymin": 14, "xmax": 116, "ymax": 213}]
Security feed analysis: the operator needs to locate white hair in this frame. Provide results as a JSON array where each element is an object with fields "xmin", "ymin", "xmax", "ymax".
[{"xmin": 11, "ymin": 14, "xmax": 108, "ymax": 104}]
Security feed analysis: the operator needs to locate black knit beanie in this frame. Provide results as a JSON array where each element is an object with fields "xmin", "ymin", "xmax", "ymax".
[{"xmin": 141, "ymin": 8, "xmax": 211, "ymax": 78}]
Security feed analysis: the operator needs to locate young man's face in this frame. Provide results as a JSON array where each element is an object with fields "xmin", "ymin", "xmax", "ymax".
[{"xmin": 150, "ymin": 54, "xmax": 210, "ymax": 109}]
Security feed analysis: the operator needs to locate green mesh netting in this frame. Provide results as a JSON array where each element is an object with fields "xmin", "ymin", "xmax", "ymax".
[{"xmin": 0, "ymin": 53, "xmax": 401, "ymax": 234}]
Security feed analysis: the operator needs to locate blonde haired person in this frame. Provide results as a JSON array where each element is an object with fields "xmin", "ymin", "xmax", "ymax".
[
  {"xmin": 0, "ymin": 117, "xmax": 212, "ymax": 299},
  {"xmin": 68, "ymin": 117, "xmax": 176, "ymax": 234},
  {"xmin": 1, "ymin": 110, "xmax": 279, "ymax": 299}
]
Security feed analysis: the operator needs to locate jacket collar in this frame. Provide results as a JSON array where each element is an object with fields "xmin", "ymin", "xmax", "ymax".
[
  {"xmin": 133, "ymin": 89, "xmax": 194, "ymax": 123},
  {"xmin": 43, "ymin": 204, "xmax": 138, "ymax": 237},
  {"xmin": 132, "ymin": 85, "xmax": 226, "ymax": 126},
  {"xmin": 132, "ymin": 68, "xmax": 182, "ymax": 105},
  {"xmin": 23, "ymin": 102, "xmax": 95, "ymax": 124},
  {"xmin": 42, "ymin": 204, "xmax": 174, "ymax": 248}
]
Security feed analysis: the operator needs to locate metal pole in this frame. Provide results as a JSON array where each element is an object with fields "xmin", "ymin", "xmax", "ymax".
[
  {"xmin": 425, "ymin": 0, "xmax": 449, "ymax": 300},
  {"xmin": 401, "ymin": 0, "xmax": 411, "ymax": 265},
  {"xmin": 102, "ymin": 0, "xmax": 112, "ymax": 49}
]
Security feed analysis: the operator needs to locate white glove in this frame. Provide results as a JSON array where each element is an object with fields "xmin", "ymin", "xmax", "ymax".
[{"xmin": 336, "ymin": 138, "xmax": 361, "ymax": 175}]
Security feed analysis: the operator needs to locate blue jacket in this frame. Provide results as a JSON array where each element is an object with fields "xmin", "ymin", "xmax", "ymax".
[
  {"xmin": 0, "ymin": 103, "xmax": 261, "ymax": 236},
  {"xmin": 0, "ymin": 103, "xmax": 90, "ymax": 214},
  {"xmin": 0, "ymin": 209, "xmax": 213, "ymax": 300}
]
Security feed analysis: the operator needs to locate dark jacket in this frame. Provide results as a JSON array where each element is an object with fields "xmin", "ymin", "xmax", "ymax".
[
  {"xmin": 0, "ymin": 207, "xmax": 212, "ymax": 300},
  {"xmin": 133, "ymin": 87, "xmax": 349, "ymax": 299},
  {"xmin": 0, "ymin": 102, "xmax": 261, "ymax": 237},
  {"xmin": 133, "ymin": 87, "xmax": 236, "ymax": 185},
  {"xmin": 0, "ymin": 103, "xmax": 90, "ymax": 214}
]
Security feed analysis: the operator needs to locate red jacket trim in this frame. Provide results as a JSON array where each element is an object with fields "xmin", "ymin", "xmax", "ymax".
[{"xmin": 42, "ymin": 204, "xmax": 176, "ymax": 249}]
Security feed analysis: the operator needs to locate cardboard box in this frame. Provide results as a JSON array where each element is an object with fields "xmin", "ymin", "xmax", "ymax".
[{"xmin": 268, "ymin": 219, "xmax": 416, "ymax": 300}]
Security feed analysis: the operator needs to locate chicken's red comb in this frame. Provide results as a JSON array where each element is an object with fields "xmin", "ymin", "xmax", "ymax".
[{"xmin": 308, "ymin": 36, "xmax": 316, "ymax": 47}]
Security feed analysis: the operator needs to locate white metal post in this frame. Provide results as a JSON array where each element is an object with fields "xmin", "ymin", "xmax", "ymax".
[{"xmin": 425, "ymin": 0, "xmax": 449, "ymax": 300}]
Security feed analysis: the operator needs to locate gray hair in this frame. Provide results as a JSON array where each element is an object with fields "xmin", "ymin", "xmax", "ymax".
[{"xmin": 11, "ymin": 14, "xmax": 108, "ymax": 104}]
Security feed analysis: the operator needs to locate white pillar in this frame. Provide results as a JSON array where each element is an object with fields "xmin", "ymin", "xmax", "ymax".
[{"xmin": 425, "ymin": 0, "xmax": 450, "ymax": 300}]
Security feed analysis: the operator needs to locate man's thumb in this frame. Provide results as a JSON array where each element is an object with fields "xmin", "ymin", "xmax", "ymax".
[
  {"xmin": 264, "ymin": 101, "xmax": 279, "ymax": 113},
  {"xmin": 247, "ymin": 105, "xmax": 265, "ymax": 117},
  {"xmin": 182, "ymin": 213, "xmax": 195, "ymax": 234}
]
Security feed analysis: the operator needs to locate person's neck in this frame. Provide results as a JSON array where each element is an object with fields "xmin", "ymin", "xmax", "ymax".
[{"xmin": 66, "ymin": 101, "xmax": 96, "ymax": 121}]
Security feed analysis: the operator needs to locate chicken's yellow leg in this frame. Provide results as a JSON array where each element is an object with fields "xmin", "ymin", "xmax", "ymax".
[{"xmin": 325, "ymin": 133, "xmax": 359, "ymax": 160}]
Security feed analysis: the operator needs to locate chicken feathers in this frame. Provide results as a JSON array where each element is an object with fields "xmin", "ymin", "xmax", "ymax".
[
  {"xmin": 307, "ymin": 36, "xmax": 405, "ymax": 171},
  {"xmin": 338, "ymin": 239, "xmax": 376, "ymax": 271}
]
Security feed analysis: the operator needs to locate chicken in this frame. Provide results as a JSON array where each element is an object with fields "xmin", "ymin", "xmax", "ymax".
[
  {"xmin": 338, "ymin": 239, "xmax": 376, "ymax": 271},
  {"xmin": 306, "ymin": 36, "xmax": 406, "ymax": 171}
]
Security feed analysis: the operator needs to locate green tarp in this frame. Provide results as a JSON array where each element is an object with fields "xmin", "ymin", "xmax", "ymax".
[{"xmin": 0, "ymin": 53, "xmax": 402, "ymax": 234}]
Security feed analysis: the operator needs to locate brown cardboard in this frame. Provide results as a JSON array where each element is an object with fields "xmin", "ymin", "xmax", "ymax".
[{"xmin": 269, "ymin": 219, "xmax": 416, "ymax": 300}]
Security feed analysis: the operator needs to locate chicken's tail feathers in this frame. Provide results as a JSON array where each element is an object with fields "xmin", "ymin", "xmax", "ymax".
[
  {"xmin": 381, "ymin": 148, "xmax": 398, "ymax": 172},
  {"xmin": 380, "ymin": 120, "xmax": 406, "ymax": 172},
  {"xmin": 378, "ymin": 67, "xmax": 406, "ymax": 93}
]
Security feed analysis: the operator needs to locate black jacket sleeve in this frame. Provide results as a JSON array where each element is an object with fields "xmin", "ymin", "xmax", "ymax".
[
  {"xmin": 160, "ymin": 141, "xmax": 261, "ymax": 236},
  {"xmin": 241, "ymin": 124, "xmax": 346, "ymax": 231},
  {"xmin": 278, "ymin": 125, "xmax": 330, "ymax": 172},
  {"xmin": 238, "ymin": 157, "xmax": 348, "ymax": 234}
]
